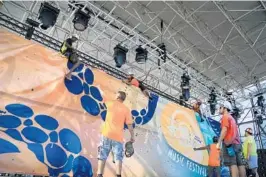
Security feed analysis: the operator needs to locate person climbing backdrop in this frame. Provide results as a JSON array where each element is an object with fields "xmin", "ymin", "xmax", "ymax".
[
  {"xmin": 122, "ymin": 72, "xmax": 152, "ymax": 100},
  {"xmin": 193, "ymin": 100, "xmax": 204, "ymax": 121},
  {"xmin": 97, "ymin": 91, "xmax": 135, "ymax": 177},
  {"xmin": 60, "ymin": 34, "xmax": 81, "ymax": 80},
  {"xmin": 194, "ymin": 136, "xmax": 221, "ymax": 177}
]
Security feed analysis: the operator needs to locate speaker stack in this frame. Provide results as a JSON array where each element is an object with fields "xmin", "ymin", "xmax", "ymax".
[{"xmin": 258, "ymin": 149, "xmax": 266, "ymax": 177}]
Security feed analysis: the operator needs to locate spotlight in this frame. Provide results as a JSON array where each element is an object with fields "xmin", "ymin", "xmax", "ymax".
[
  {"xmin": 181, "ymin": 72, "xmax": 190, "ymax": 101},
  {"xmin": 208, "ymin": 88, "xmax": 217, "ymax": 115},
  {"xmin": 73, "ymin": 9, "xmax": 91, "ymax": 31},
  {"xmin": 257, "ymin": 95, "xmax": 265, "ymax": 107},
  {"xmin": 114, "ymin": 44, "xmax": 128, "ymax": 68},
  {"xmin": 135, "ymin": 45, "xmax": 148, "ymax": 64},
  {"xmin": 38, "ymin": 2, "xmax": 60, "ymax": 30}
]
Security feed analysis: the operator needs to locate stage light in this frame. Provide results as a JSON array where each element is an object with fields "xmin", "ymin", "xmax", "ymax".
[
  {"xmin": 257, "ymin": 95, "xmax": 265, "ymax": 107},
  {"xmin": 38, "ymin": 2, "xmax": 60, "ymax": 30},
  {"xmin": 181, "ymin": 72, "xmax": 191, "ymax": 101},
  {"xmin": 135, "ymin": 45, "xmax": 148, "ymax": 64},
  {"xmin": 73, "ymin": 9, "xmax": 91, "ymax": 31},
  {"xmin": 208, "ymin": 88, "xmax": 217, "ymax": 115},
  {"xmin": 113, "ymin": 44, "xmax": 128, "ymax": 68}
]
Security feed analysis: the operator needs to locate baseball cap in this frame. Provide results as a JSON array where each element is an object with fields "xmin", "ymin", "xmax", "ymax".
[
  {"xmin": 220, "ymin": 101, "xmax": 232, "ymax": 111},
  {"xmin": 128, "ymin": 71, "xmax": 134, "ymax": 76},
  {"xmin": 245, "ymin": 128, "xmax": 253, "ymax": 135}
]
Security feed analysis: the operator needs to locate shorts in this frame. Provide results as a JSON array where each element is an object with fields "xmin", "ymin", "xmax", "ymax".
[
  {"xmin": 247, "ymin": 155, "xmax": 258, "ymax": 169},
  {"xmin": 98, "ymin": 136, "xmax": 124, "ymax": 162},
  {"xmin": 208, "ymin": 166, "xmax": 221, "ymax": 177},
  {"xmin": 222, "ymin": 143, "xmax": 246, "ymax": 166}
]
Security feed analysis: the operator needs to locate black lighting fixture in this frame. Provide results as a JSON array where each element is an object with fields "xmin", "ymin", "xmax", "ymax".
[
  {"xmin": 180, "ymin": 72, "xmax": 191, "ymax": 101},
  {"xmin": 156, "ymin": 43, "xmax": 166, "ymax": 69},
  {"xmin": 257, "ymin": 95, "xmax": 265, "ymax": 107},
  {"xmin": 73, "ymin": 8, "xmax": 91, "ymax": 31},
  {"xmin": 208, "ymin": 88, "xmax": 217, "ymax": 115},
  {"xmin": 135, "ymin": 45, "xmax": 148, "ymax": 64},
  {"xmin": 38, "ymin": 2, "xmax": 60, "ymax": 30},
  {"xmin": 114, "ymin": 44, "xmax": 128, "ymax": 68},
  {"xmin": 226, "ymin": 92, "xmax": 241, "ymax": 120},
  {"xmin": 254, "ymin": 109, "xmax": 264, "ymax": 125},
  {"xmin": 25, "ymin": 18, "xmax": 40, "ymax": 40}
]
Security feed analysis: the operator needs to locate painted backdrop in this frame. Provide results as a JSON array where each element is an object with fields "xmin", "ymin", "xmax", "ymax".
[{"xmin": 0, "ymin": 29, "xmax": 221, "ymax": 177}]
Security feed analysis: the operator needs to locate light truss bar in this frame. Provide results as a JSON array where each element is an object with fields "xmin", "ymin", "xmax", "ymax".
[
  {"xmin": 97, "ymin": 1, "xmax": 221, "ymax": 92},
  {"xmin": 3, "ymin": 1, "xmax": 183, "ymax": 97},
  {"xmin": 0, "ymin": 12, "xmax": 193, "ymax": 109},
  {"xmin": 86, "ymin": 1, "xmax": 219, "ymax": 97}
]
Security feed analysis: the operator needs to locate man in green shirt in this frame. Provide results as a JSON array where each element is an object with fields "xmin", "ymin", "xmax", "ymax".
[{"xmin": 243, "ymin": 128, "xmax": 259, "ymax": 177}]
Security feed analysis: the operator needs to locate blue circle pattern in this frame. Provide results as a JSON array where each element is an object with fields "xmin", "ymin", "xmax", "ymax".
[
  {"xmin": 35, "ymin": 115, "xmax": 59, "ymax": 130},
  {"xmin": 46, "ymin": 143, "xmax": 68, "ymax": 168},
  {"xmin": 22, "ymin": 126, "xmax": 48, "ymax": 143},
  {"xmin": 49, "ymin": 131, "xmax": 58, "ymax": 143},
  {"xmin": 0, "ymin": 115, "xmax": 21, "ymax": 128},
  {"xmin": 5, "ymin": 104, "xmax": 34, "ymax": 118},
  {"xmin": 0, "ymin": 61, "xmax": 159, "ymax": 176},
  {"xmin": 64, "ymin": 60, "xmax": 159, "ymax": 127},
  {"xmin": 81, "ymin": 95, "xmax": 100, "ymax": 116},
  {"xmin": 24, "ymin": 119, "xmax": 33, "ymax": 126},
  {"xmin": 0, "ymin": 103, "xmax": 93, "ymax": 177},
  {"xmin": 59, "ymin": 129, "xmax": 81, "ymax": 154}
]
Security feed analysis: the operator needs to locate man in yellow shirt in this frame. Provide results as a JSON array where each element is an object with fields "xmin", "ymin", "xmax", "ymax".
[
  {"xmin": 60, "ymin": 34, "xmax": 81, "ymax": 80},
  {"xmin": 97, "ymin": 91, "xmax": 135, "ymax": 177},
  {"xmin": 243, "ymin": 128, "xmax": 259, "ymax": 177}
]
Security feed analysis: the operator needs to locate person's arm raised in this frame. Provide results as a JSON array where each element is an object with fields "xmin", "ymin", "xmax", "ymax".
[{"xmin": 194, "ymin": 145, "xmax": 209, "ymax": 151}]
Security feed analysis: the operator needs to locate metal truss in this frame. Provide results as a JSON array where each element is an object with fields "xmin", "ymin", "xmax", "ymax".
[
  {"xmin": 2, "ymin": 1, "xmax": 266, "ymax": 106},
  {"xmin": 0, "ymin": 11, "xmax": 192, "ymax": 109},
  {"xmin": 0, "ymin": 1, "xmax": 225, "ymax": 101},
  {"xmin": 92, "ymin": 1, "xmax": 222, "ymax": 94},
  {"xmin": 214, "ymin": 2, "xmax": 265, "ymax": 76},
  {"xmin": 164, "ymin": 2, "xmax": 250, "ymax": 88},
  {"xmin": 93, "ymin": 1, "xmax": 266, "ymax": 98}
]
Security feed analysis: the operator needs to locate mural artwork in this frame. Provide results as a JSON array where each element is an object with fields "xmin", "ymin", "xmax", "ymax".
[{"xmin": 0, "ymin": 29, "xmax": 227, "ymax": 177}]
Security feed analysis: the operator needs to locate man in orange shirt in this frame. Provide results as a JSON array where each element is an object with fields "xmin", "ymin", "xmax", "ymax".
[
  {"xmin": 123, "ymin": 72, "xmax": 152, "ymax": 100},
  {"xmin": 97, "ymin": 91, "xmax": 135, "ymax": 177},
  {"xmin": 217, "ymin": 101, "xmax": 246, "ymax": 177},
  {"xmin": 194, "ymin": 136, "xmax": 221, "ymax": 177}
]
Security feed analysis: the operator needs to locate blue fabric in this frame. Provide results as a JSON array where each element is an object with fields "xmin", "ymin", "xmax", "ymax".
[{"xmin": 183, "ymin": 89, "xmax": 190, "ymax": 101}]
